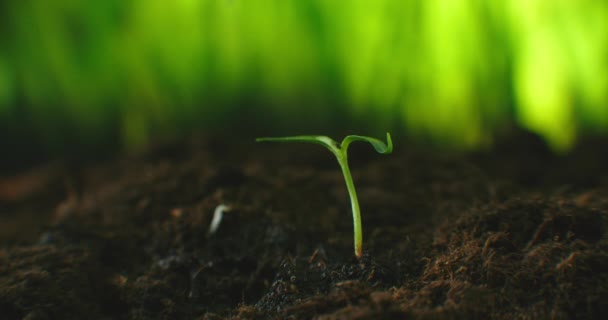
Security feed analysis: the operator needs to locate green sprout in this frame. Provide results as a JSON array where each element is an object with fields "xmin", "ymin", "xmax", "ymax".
[{"xmin": 256, "ymin": 133, "xmax": 393, "ymax": 258}]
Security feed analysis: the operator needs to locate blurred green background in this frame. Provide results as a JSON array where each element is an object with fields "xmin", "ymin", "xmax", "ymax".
[{"xmin": 0, "ymin": 0, "xmax": 607, "ymax": 156}]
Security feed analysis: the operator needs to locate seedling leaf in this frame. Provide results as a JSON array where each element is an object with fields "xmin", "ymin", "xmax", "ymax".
[
  {"xmin": 256, "ymin": 135, "xmax": 340, "ymax": 155},
  {"xmin": 342, "ymin": 132, "xmax": 393, "ymax": 154}
]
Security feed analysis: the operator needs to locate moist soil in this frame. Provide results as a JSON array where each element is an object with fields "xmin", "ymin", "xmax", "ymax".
[{"xmin": 1, "ymin": 134, "xmax": 607, "ymax": 319}]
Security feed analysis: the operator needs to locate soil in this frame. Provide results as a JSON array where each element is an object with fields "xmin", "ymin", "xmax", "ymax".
[{"xmin": 1, "ymin": 133, "xmax": 607, "ymax": 319}]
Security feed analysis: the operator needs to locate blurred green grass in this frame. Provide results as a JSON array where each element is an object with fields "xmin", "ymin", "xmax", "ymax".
[{"xmin": 0, "ymin": 0, "xmax": 607, "ymax": 152}]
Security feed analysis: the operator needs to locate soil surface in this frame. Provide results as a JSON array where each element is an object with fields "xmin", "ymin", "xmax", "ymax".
[{"xmin": 1, "ymin": 134, "xmax": 607, "ymax": 319}]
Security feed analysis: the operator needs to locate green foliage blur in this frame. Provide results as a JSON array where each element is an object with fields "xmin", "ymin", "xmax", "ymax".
[{"xmin": 0, "ymin": 0, "xmax": 607, "ymax": 152}]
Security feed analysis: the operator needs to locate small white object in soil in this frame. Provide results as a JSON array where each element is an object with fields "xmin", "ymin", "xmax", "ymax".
[{"xmin": 208, "ymin": 204, "xmax": 231, "ymax": 236}]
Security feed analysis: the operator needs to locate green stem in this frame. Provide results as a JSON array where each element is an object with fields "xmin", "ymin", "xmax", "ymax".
[
  {"xmin": 336, "ymin": 153, "xmax": 363, "ymax": 258},
  {"xmin": 256, "ymin": 133, "xmax": 392, "ymax": 259}
]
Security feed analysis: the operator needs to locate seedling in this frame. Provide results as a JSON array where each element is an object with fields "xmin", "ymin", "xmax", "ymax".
[{"xmin": 256, "ymin": 133, "xmax": 393, "ymax": 258}]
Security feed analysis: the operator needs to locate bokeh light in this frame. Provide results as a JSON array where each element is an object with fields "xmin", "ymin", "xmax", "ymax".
[{"xmin": 0, "ymin": 0, "xmax": 606, "ymax": 152}]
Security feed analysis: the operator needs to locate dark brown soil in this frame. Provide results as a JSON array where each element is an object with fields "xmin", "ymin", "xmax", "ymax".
[{"xmin": 1, "ymin": 135, "xmax": 607, "ymax": 319}]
